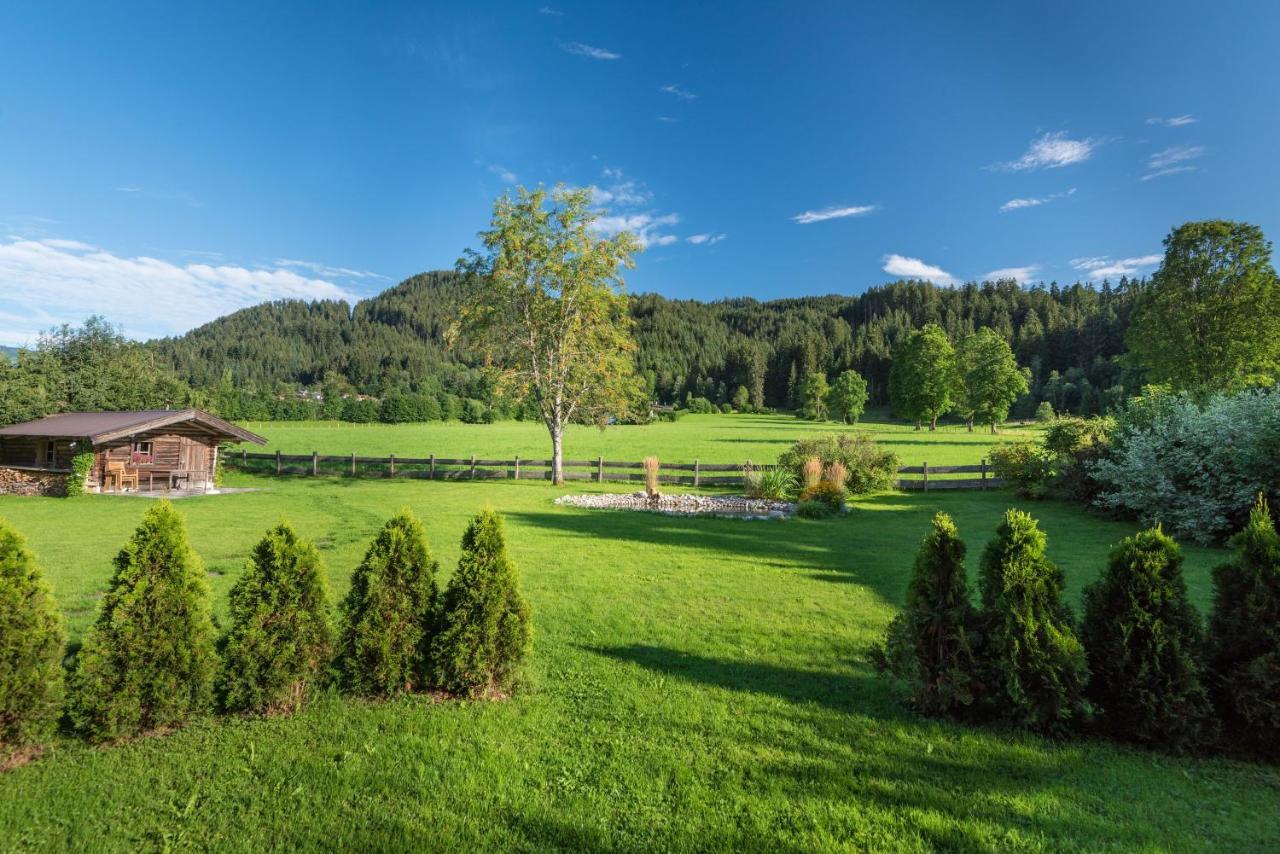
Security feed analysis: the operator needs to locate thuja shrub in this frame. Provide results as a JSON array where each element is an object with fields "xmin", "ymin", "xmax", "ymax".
[
  {"xmin": 336, "ymin": 509, "xmax": 438, "ymax": 696},
  {"xmin": 69, "ymin": 502, "xmax": 218, "ymax": 742},
  {"xmin": 878, "ymin": 513, "xmax": 982, "ymax": 718},
  {"xmin": 220, "ymin": 523, "xmax": 335, "ymax": 715},
  {"xmin": 978, "ymin": 509, "xmax": 1089, "ymax": 735},
  {"xmin": 1081, "ymin": 527, "xmax": 1216, "ymax": 750},
  {"xmin": 0, "ymin": 518, "xmax": 66, "ymax": 759},
  {"xmin": 1207, "ymin": 497, "xmax": 1280, "ymax": 760},
  {"xmin": 432, "ymin": 509, "xmax": 531, "ymax": 698}
]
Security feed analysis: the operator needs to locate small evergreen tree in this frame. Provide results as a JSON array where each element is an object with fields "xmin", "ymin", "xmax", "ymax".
[
  {"xmin": 220, "ymin": 523, "xmax": 335, "ymax": 715},
  {"xmin": 878, "ymin": 513, "xmax": 981, "ymax": 718},
  {"xmin": 69, "ymin": 502, "xmax": 218, "ymax": 742},
  {"xmin": 0, "ymin": 518, "xmax": 66, "ymax": 758},
  {"xmin": 336, "ymin": 510, "xmax": 438, "ymax": 696},
  {"xmin": 1081, "ymin": 527, "xmax": 1216, "ymax": 750},
  {"xmin": 432, "ymin": 509, "xmax": 531, "ymax": 698},
  {"xmin": 1207, "ymin": 496, "xmax": 1280, "ymax": 760},
  {"xmin": 978, "ymin": 509, "xmax": 1089, "ymax": 734}
]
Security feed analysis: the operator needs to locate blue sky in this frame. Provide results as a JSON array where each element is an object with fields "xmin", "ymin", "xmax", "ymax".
[{"xmin": 2, "ymin": 0, "xmax": 1277, "ymax": 344}]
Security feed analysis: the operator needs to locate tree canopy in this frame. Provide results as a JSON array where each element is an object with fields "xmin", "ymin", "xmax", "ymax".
[
  {"xmin": 955, "ymin": 328, "xmax": 1029, "ymax": 431},
  {"xmin": 889, "ymin": 324, "xmax": 958, "ymax": 429},
  {"xmin": 826, "ymin": 369, "xmax": 869, "ymax": 424}
]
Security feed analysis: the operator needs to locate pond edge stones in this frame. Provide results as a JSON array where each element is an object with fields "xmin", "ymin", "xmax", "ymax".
[{"xmin": 554, "ymin": 492, "xmax": 794, "ymax": 519}]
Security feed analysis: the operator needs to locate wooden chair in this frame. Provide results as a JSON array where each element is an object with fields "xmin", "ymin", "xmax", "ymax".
[{"xmin": 105, "ymin": 461, "xmax": 138, "ymax": 492}]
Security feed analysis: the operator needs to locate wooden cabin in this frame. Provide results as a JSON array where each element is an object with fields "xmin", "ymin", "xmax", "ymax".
[{"xmin": 0, "ymin": 410, "xmax": 266, "ymax": 495}]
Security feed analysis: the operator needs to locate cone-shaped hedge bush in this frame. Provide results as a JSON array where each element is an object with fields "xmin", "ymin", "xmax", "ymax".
[
  {"xmin": 432, "ymin": 509, "xmax": 531, "ymax": 698},
  {"xmin": 0, "ymin": 518, "xmax": 66, "ymax": 757},
  {"xmin": 336, "ymin": 509, "xmax": 438, "ymax": 696},
  {"xmin": 879, "ymin": 513, "xmax": 981, "ymax": 718},
  {"xmin": 69, "ymin": 502, "xmax": 218, "ymax": 742},
  {"xmin": 1207, "ymin": 497, "xmax": 1280, "ymax": 760},
  {"xmin": 978, "ymin": 509, "xmax": 1088, "ymax": 735},
  {"xmin": 220, "ymin": 522, "xmax": 335, "ymax": 715},
  {"xmin": 1081, "ymin": 526, "xmax": 1216, "ymax": 750}
]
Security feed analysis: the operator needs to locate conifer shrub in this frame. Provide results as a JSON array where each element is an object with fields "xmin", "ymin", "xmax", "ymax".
[
  {"xmin": 220, "ymin": 522, "xmax": 335, "ymax": 715},
  {"xmin": 1207, "ymin": 496, "xmax": 1280, "ymax": 760},
  {"xmin": 336, "ymin": 509, "xmax": 438, "ymax": 697},
  {"xmin": 0, "ymin": 518, "xmax": 66, "ymax": 760},
  {"xmin": 877, "ymin": 513, "xmax": 982, "ymax": 718},
  {"xmin": 69, "ymin": 502, "xmax": 218, "ymax": 742},
  {"xmin": 977, "ymin": 509, "xmax": 1089, "ymax": 735},
  {"xmin": 432, "ymin": 509, "xmax": 531, "ymax": 698},
  {"xmin": 1081, "ymin": 526, "xmax": 1216, "ymax": 750}
]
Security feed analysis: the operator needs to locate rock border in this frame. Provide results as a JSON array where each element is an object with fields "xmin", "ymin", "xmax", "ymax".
[{"xmin": 555, "ymin": 491, "xmax": 794, "ymax": 519}]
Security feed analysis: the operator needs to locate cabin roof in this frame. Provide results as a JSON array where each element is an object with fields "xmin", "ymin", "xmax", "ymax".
[{"xmin": 0, "ymin": 409, "xmax": 267, "ymax": 445}]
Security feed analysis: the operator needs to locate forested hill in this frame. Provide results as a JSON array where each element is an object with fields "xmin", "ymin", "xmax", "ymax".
[{"xmin": 152, "ymin": 271, "xmax": 1143, "ymax": 415}]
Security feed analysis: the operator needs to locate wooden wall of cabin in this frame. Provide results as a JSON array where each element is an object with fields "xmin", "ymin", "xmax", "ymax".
[
  {"xmin": 94, "ymin": 429, "xmax": 217, "ymax": 488},
  {"xmin": 0, "ymin": 436, "xmax": 81, "ymax": 470}
]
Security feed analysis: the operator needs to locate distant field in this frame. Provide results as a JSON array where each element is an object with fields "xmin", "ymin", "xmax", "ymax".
[{"xmin": 233, "ymin": 412, "xmax": 1041, "ymax": 468}]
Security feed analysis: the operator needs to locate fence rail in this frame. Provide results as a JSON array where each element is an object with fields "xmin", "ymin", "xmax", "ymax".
[{"xmin": 228, "ymin": 449, "xmax": 1005, "ymax": 491}]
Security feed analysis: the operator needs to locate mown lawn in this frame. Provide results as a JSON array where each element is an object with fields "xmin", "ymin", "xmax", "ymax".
[
  {"xmin": 0, "ymin": 469, "xmax": 1277, "ymax": 849},
  {"xmin": 232, "ymin": 411, "xmax": 1041, "ymax": 469}
]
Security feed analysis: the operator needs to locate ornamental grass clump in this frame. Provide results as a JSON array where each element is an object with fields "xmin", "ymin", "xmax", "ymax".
[
  {"xmin": 878, "ymin": 513, "xmax": 982, "ymax": 718},
  {"xmin": 336, "ymin": 509, "xmax": 438, "ymax": 697},
  {"xmin": 1207, "ymin": 496, "xmax": 1280, "ymax": 760},
  {"xmin": 978, "ymin": 509, "xmax": 1088, "ymax": 735},
  {"xmin": 642, "ymin": 456, "xmax": 660, "ymax": 498},
  {"xmin": 220, "ymin": 522, "xmax": 335, "ymax": 716},
  {"xmin": 431, "ymin": 509, "xmax": 531, "ymax": 698},
  {"xmin": 69, "ymin": 502, "xmax": 218, "ymax": 743},
  {"xmin": 1081, "ymin": 526, "xmax": 1216, "ymax": 751},
  {"xmin": 0, "ymin": 518, "xmax": 65, "ymax": 763},
  {"xmin": 801, "ymin": 457, "xmax": 823, "ymax": 490},
  {"xmin": 824, "ymin": 461, "xmax": 848, "ymax": 488}
]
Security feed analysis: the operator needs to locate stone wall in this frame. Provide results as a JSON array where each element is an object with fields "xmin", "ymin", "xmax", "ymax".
[{"xmin": 0, "ymin": 467, "xmax": 69, "ymax": 497}]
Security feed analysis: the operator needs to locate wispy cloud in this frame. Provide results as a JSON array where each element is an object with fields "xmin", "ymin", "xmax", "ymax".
[
  {"xmin": 982, "ymin": 265, "xmax": 1040, "ymax": 284},
  {"xmin": 592, "ymin": 212, "xmax": 680, "ymax": 248},
  {"xmin": 1146, "ymin": 115, "xmax": 1198, "ymax": 127},
  {"xmin": 657, "ymin": 115, "xmax": 679, "ymax": 123},
  {"xmin": 1141, "ymin": 145, "xmax": 1205, "ymax": 180},
  {"xmin": 792, "ymin": 204, "xmax": 876, "ymax": 224},
  {"xmin": 538, "ymin": 6, "xmax": 563, "ymax": 15},
  {"xmin": 113, "ymin": 186, "xmax": 142, "ymax": 193},
  {"xmin": 883, "ymin": 254, "xmax": 958, "ymax": 286},
  {"xmin": 686, "ymin": 233, "xmax": 726, "ymax": 245},
  {"xmin": 560, "ymin": 41, "xmax": 620, "ymax": 60},
  {"xmin": 111, "ymin": 185, "xmax": 204, "ymax": 208},
  {"xmin": 0, "ymin": 236, "xmax": 359, "ymax": 344},
  {"xmin": 660, "ymin": 84, "xmax": 696, "ymax": 101},
  {"xmin": 999, "ymin": 187, "xmax": 1077, "ymax": 213},
  {"xmin": 274, "ymin": 258, "xmax": 387, "ymax": 280},
  {"xmin": 1071, "ymin": 254, "xmax": 1162, "ymax": 279},
  {"xmin": 996, "ymin": 132, "xmax": 1097, "ymax": 171},
  {"xmin": 488, "ymin": 163, "xmax": 518, "ymax": 183},
  {"xmin": 591, "ymin": 172, "xmax": 652, "ymax": 207}
]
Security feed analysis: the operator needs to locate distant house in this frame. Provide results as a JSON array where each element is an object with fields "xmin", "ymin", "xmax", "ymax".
[{"xmin": 0, "ymin": 409, "xmax": 266, "ymax": 496}]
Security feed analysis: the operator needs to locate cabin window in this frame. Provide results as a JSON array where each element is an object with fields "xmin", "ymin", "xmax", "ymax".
[
  {"xmin": 131, "ymin": 441, "xmax": 154, "ymax": 464},
  {"xmin": 43, "ymin": 441, "xmax": 55, "ymax": 467}
]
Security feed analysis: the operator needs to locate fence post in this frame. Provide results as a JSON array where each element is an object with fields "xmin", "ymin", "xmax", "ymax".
[
  {"xmin": 351, "ymin": 452, "xmax": 356, "ymax": 477},
  {"xmin": 597, "ymin": 456, "xmax": 604, "ymax": 483},
  {"xmin": 241, "ymin": 448, "xmax": 246, "ymax": 467},
  {"xmin": 922, "ymin": 461, "xmax": 928, "ymax": 492},
  {"xmin": 429, "ymin": 453, "xmax": 435, "ymax": 479},
  {"xmin": 470, "ymin": 454, "xmax": 477, "ymax": 480},
  {"xmin": 513, "ymin": 455, "xmax": 520, "ymax": 480},
  {"xmin": 389, "ymin": 453, "xmax": 396, "ymax": 478},
  {"xmin": 980, "ymin": 458, "xmax": 987, "ymax": 490},
  {"xmin": 276, "ymin": 450, "xmax": 282, "ymax": 475},
  {"xmin": 311, "ymin": 451, "xmax": 318, "ymax": 477},
  {"xmin": 693, "ymin": 458, "xmax": 700, "ymax": 488}
]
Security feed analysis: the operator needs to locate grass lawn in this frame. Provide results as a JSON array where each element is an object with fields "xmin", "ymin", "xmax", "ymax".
[
  {"xmin": 0, "ymin": 463, "xmax": 1277, "ymax": 848},
  {"xmin": 232, "ymin": 410, "xmax": 1042, "ymax": 469}
]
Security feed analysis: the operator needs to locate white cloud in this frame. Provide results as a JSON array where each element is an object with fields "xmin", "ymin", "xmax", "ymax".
[
  {"xmin": 792, "ymin": 204, "xmax": 877, "ymax": 224},
  {"xmin": 538, "ymin": 6, "xmax": 563, "ymax": 15},
  {"xmin": 982, "ymin": 265, "xmax": 1040, "ymax": 284},
  {"xmin": 488, "ymin": 163, "xmax": 518, "ymax": 183},
  {"xmin": 657, "ymin": 115, "xmax": 679, "ymax": 123},
  {"xmin": 1146, "ymin": 115, "xmax": 1198, "ymax": 127},
  {"xmin": 560, "ymin": 41, "xmax": 619, "ymax": 60},
  {"xmin": 590, "ymin": 177, "xmax": 651, "ymax": 208},
  {"xmin": 660, "ymin": 84, "xmax": 696, "ymax": 101},
  {"xmin": 882, "ymin": 254, "xmax": 958, "ymax": 286},
  {"xmin": 113, "ymin": 186, "xmax": 142, "ymax": 193},
  {"xmin": 997, "ymin": 132, "xmax": 1097, "ymax": 170},
  {"xmin": 0, "ymin": 236, "xmax": 360, "ymax": 344},
  {"xmin": 1141, "ymin": 145, "xmax": 1205, "ymax": 180},
  {"xmin": 999, "ymin": 187, "xmax": 1076, "ymax": 213},
  {"xmin": 591, "ymin": 212, "xmax": 680, "ymax": 248},
  {"xmin": 274, "ymin": 258, "xmax": 387, "ymax": 280},
  {"xmin": 686, "ymin": 233, "xmax": 726, "ymax": 245},
  {"xmin": 1071, "ymin": 254, "xmax": 1162, "ymax": 279}
]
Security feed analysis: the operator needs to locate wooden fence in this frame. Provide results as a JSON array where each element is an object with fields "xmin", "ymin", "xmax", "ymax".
[{"xmin": 228, "ymin": 450, "xmax": 1005, "ymax": 491}]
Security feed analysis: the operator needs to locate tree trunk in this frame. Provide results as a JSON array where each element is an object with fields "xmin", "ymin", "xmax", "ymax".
[
  {"xmin": 549, "ymin": 423, "xmax": 564, "ymax": 485},
  {"xmin": 967, "ymin": 418, "xmax": 974, "ymax": 432},
  {"xmin": 929, "ymin": 416, "xmax": 938, "ymax": 431},
  {"xmin": 991, "ymin": 422, "xmax": 999, "ymax": 434}
]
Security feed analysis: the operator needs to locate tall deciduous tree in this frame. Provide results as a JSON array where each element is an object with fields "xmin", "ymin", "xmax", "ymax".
[
  {"xmin": 1128, "ymin": 220, "xmax": 1280, "ymax": 392},
  {"xmin": 955, "ymin": 328, "xmax": 1029, "ymax": 432},
  {"xmin": 826, "ymin": 369, "xmax": 869, "ymax": 424},
  {"xmin": 889, "ymin": 324, "xmax": 957, "ymax": 430},
  {"xmin": 797, "ymin": 372, "xmax": 830, "ymax": 420},
  {"xmin": 455, "ymin": 186, "xmax": 643, "ymax": 484}
]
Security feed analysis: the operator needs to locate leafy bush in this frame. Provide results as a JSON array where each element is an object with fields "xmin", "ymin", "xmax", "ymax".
[
  {"xmin": 744, "ymin": 466, "xmax": 796, "ymax": 500},
  {"xmin": 220, "ymin": 523, "xmax": 335, "ymax": 715},
  {"xmin": 1081, "ymin": 527, "xmax": 1216, "ymax": 750},
  {"xmin": 1207, "ymin": 497, "xmax": 1280, "ymax": 760},
  {"xmin": 988, "ymin": 442, "xmax": 1054, "ymax": 499},
  {"xmin": 795, "ymin": 500, "xmax": 834, "ymax": 520},
  {"xmin": 877, "ymin": 513, "xmax": 981, "ymax": 718},
  {"xmin": 977, "ymin": 509, "xmax": 1089, "ymax": 734},
  {"xmin": 682, "ymin": 396, "xmax": 717, "ymax": 415},
  {"xmin": 432, "ymin": 510, "xmax": 531, "ymax": 698},
  {"xmin": 336, "ymin": 510, "xmax": 439, "ymax": 696},
  {"xmin": 1035, "ymin": 401, "xmax": 1056, "ymax": 423},
  {"xmin": 1043, "ymin": 416, "xmax": 1113, "ymax": 503},
  {"xmin": 69, "ymin": 502, "xmax": 218, "ymax": 742},
  {"xmin": 1090, "ymin": 387, "xmax": 1280, "ymax": 543},
  {"xmin": 0, "ymin": 518, "xmax": 65, "ymax": 757},
  {"xmin": 64, "ymin": 452, "xmax": 94, "ymax": 497},
  {"xmin": 777, "ymin": 433, "xmax": 899, "ymax": 495},
  {"xmin": 798, "ymin": 480, "xmax": 846, "ymax": 511}
]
